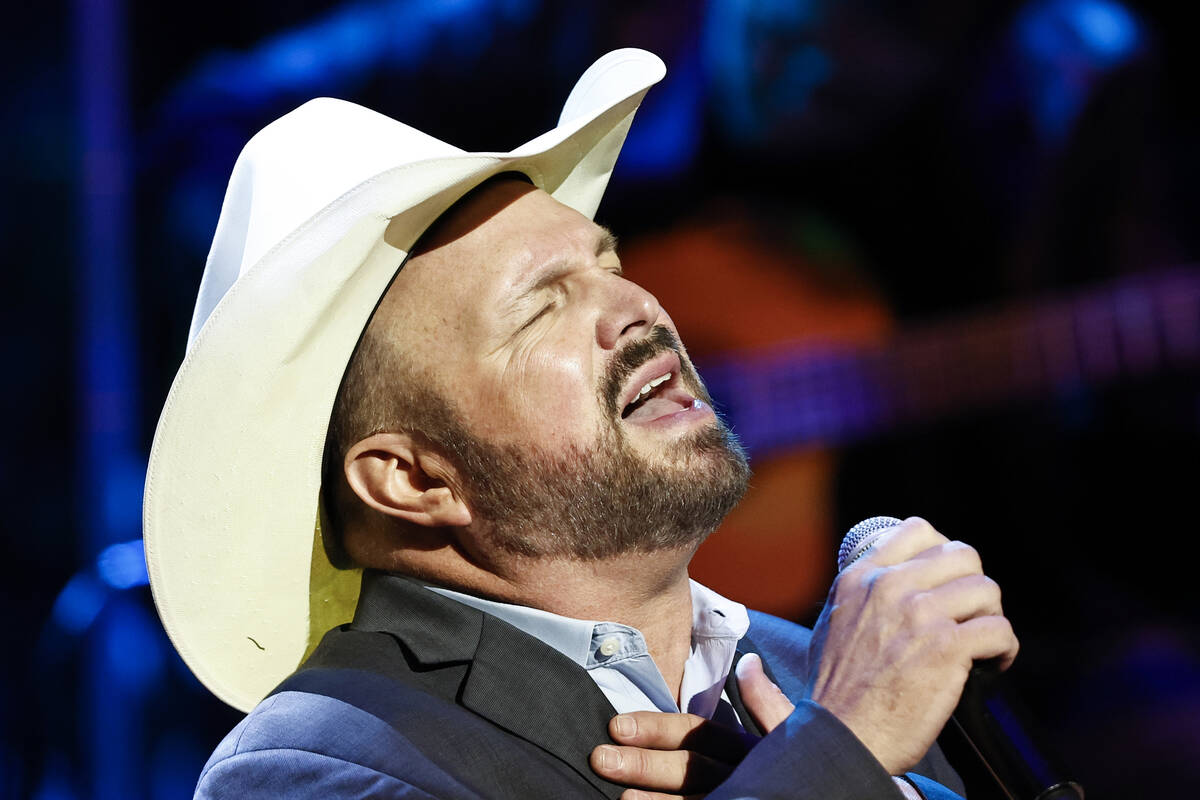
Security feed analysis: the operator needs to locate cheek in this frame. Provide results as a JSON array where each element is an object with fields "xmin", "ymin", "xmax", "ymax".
[{"xmin": 483, "ymin": 342, "xmax": 601, "ymax": 445}]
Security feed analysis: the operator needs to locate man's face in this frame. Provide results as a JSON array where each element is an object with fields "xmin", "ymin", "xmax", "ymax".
[{"xmin": 376, "ymin": 179, "xmax": 749, "ymax": 558}]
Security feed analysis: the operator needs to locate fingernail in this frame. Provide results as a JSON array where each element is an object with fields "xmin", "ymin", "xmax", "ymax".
[
  {"xmin": 613, "ymin": 714, "xmax": 637, "ymax": 738},
  {"xmin": 596, "ymin": 745, "xmax": 622, "ymax": 770},
  {"xmin": 736, "ymin": 652, "xmax": 762, "ymax": 679}
]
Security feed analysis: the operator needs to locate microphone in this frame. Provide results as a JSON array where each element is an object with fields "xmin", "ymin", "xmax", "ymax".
[
  {"xmin": 838, "ymin": 517, "xmax": 1085, "ymax": 800},
  {"xmin": 838, "ymin": 515, "xmax": 904, "ymax": 572}
]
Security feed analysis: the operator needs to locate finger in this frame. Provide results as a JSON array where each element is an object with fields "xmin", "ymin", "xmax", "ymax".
[
  {"xmin": 919, "ymin": 574, "xmax": 1004, "ymax": 623},
  {"xmin": 590, "ymin": 744, "xmax": 733, "ymax": 793},
  {"xmin": 957, "ymin": 615, "xmax": 1020, "ymax": 670},
  {"xmin": 734, "ymin": 653, "xmax": 794, "ymax": 733},
  {"xmin": 852, "ymin": 516, "xmax": 949, "ymax": 570},
  {"xmin": 859, "ymin": 540, "xmax": 987, "ymax": 596},
  {"xmin": 909, "ymin": 539, "xmax": 984, "ymax": 574},
  {"xmin": 609, "ymin": 712, "xmax": 750, "ymax": 762}
]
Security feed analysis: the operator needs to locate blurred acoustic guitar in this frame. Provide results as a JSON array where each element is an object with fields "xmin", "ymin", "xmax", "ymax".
[{"xmin": 623, "ymin": 219, "xmax": 1200, "ymax": 621}]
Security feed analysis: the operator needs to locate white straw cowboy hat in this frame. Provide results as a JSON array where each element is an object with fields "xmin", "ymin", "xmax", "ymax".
[{"xmin": 143, "ymin": 49, "xmax": 666, "ymax": 713}]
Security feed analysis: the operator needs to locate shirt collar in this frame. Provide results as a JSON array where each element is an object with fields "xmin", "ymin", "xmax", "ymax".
[
  {"xmin": 423, "ymin": 583, "xmax": 597, "ymax": 665},
  {"xmin": 423, "ymin": 579, "xmax": 749, "ymax": 671},
  {"xmin": 688, "ymin": 579, "xmax": 750, "ymax": 645}
]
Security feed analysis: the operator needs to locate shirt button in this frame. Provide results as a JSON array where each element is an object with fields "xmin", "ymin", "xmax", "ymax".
[{"xmin": 598, "ymin": 637, "xmax": 620, "ymax": 657}]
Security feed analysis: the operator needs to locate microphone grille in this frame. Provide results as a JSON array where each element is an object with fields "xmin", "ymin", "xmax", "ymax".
[{"xmin": 838, "ymin": 516, "xmax": 904, "ymax": 573}]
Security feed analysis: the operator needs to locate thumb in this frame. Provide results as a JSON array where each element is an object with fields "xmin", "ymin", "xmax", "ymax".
[{"xmin": 735, "ymin": 653, "xmax": 795, "ymax": 734}]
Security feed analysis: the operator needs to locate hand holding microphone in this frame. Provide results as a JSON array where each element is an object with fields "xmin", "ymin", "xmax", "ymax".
[
  {"xmin": 826, "ymin": 516, "xmax": 1083, "ymax": 799},
  {"xmin": 805, "ymin": 516, "xmax": 1020, "ymax": 776}
]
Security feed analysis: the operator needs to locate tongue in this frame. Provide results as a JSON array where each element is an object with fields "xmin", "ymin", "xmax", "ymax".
[{"xmin": 625, "ymin": 395, "xmax": 689, "ymax": 423}]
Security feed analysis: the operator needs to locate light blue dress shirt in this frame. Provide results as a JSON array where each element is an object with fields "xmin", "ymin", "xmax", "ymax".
[{"xmin": 426, "ymin": 580, "xmax": 750, "ymax": 718}]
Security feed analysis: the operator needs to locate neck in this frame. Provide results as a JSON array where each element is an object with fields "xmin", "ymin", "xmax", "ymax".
[{"xmin": 383, "ymin": 535, "xmax": 700, "ymax": 703}]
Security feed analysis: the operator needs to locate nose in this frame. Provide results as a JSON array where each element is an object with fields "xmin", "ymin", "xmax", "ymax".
[{"xmin": 594, "ymin": 275, "xmax": 661, "ymax": 350}]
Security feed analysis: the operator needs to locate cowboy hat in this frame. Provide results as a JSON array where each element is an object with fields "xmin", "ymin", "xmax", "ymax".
[{"xmin": 143, "ymin": 48, "xmax": 666, "ymax": 713}]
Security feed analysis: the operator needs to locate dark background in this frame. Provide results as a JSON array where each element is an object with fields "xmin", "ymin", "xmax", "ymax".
[{"xmin": 3, "ymin": 0, "xmax": 1199, "ymax": 797}]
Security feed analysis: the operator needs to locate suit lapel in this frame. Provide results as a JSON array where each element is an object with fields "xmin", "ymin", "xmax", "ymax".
[
  {"xmin": 353, "ymin": 572, "xmax": 624, "ymax": 798},
  {"xmin": 463, "ymin": 613, "xmax": 625, "ymax": 798},
  {"xmin": 724, "ymin": 639, "xmax": 775, "ymax": 738}
]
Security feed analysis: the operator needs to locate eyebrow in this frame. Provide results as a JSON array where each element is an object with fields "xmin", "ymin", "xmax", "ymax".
[
  {"xmin": 597, "ymin": 227, "xmax": 618, "ymax": 257},
  {"xmin": 501, "ymin": 226, "xmax": 621, "ymax": 318}
]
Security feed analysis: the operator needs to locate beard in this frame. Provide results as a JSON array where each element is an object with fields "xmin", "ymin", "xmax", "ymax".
[{"xmin": 417, "ymin": 327, "xmax": 751, "ymax": 560}]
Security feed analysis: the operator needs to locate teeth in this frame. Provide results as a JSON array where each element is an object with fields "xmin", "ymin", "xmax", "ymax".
[{"xmin": 635, "ymin": 372, "xmax": 672, "ymax": 400}]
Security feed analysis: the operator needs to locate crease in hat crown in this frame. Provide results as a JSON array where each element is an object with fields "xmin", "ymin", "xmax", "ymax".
[{"xmin": 144, "ymin": 48, "xmax": 666, "ymax": 712}]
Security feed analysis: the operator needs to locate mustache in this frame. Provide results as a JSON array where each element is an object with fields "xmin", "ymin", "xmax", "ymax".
[{"xmin": 601, "ymin": 326, "xmax": 705, "ymax": 417}]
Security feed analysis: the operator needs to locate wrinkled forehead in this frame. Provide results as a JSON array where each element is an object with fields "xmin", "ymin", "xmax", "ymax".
[
  {"xmin": 381, "ymin": 178, "xmax": 605, "ymax": 326},
  {"xmin": 364, "ymin": 179, "xmax": 599, "ymax": 376}
]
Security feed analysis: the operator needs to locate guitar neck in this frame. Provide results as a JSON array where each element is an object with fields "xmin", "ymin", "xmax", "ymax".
[{"xmin": 699, "ymin": 267, "xmax": 1200, "ymax": 457}]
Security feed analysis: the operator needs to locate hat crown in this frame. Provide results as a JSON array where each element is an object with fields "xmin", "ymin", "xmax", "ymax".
[{"xmin": 189, "ymin": 98, "xmax": 464, "ymax": 346}]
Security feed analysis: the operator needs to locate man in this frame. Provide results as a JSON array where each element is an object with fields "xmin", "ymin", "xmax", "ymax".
[{"xmin": 145, "ymin": 50, "xmax": 1016, "ymax": 799}]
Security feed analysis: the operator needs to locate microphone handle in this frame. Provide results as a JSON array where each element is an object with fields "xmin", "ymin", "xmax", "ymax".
[{"xmin": 939, "ymin": 664, "xmax": 1084, "ymax": 800}]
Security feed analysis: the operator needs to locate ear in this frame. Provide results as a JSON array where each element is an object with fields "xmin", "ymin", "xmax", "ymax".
[{"xmin": 343, "ymin": 432, "xmax": 472, "ymax": 528}]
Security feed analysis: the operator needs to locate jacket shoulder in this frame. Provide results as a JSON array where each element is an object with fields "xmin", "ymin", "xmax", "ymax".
[
  {"xmin": 746, "ymin": 608, "xmax": 814, "ymax": 650},
  {"xmin": 197, "ymin": 690, "xmax": 480, "ymax": 799}
]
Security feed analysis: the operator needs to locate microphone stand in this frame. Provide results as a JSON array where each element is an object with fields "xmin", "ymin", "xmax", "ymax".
[{"xmin": 937, "ymin": 665, "xmax": 1085, "ymax": 800}]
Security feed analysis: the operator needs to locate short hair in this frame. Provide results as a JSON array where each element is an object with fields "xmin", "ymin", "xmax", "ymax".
[{"xmin": 319, "ymin": 174, "xmax": 532, "ymax": 561}]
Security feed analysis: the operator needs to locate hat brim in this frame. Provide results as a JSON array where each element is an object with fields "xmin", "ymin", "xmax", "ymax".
[{"xmin": 143, "ymin": 50, "xmax": 665, "ymax": 712}]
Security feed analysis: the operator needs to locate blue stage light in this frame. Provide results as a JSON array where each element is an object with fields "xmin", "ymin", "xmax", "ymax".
[
  {"xmin": 618, "ymin": 45, "xmax": 705, "ymax": 179},
  {"xmin": 97, "ymin": 539, "xmax": 149, "ymax": 590},
  {"xmin": 50, "ymin": 573, "xmax": 107, "ymax": 634},
  {"xmin": 1013, "ymin": 0, "xmax": 1144, "ymax": 143},
  {"xmin": 172, "ymin": 0, "xmax": 540, "ymax": 107},
  {"xmin": 1072, "ymin": 0, "xmax": 1140, "ymax": 62}
]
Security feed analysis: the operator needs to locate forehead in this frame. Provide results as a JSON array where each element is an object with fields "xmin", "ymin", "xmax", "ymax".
[
  {"xmin": 426, "ymin": 178, "xmax": 556, "ymax": 237},
  {"xmin": 388, "ymin": 182, "xmax": 607, "ymax": 316},
  {"xmin": 422, "ymin": 180, "xmax": 604, "ymax": 268}
]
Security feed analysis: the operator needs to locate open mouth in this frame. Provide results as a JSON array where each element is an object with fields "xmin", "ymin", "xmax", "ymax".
[
  {"xmin": 618, "ymin": 353, "xmax": 701, "ymax": 424},
  {"xmin": 622, "ymin": 371, "xmax": 675, "ymax": 419}
]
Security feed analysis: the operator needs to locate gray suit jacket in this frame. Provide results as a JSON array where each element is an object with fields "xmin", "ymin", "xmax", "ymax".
[{"xmin": 195, "ymin": 572, "xmax": 966, "ymax": 799}]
